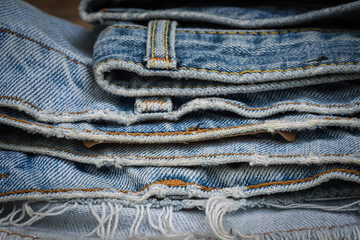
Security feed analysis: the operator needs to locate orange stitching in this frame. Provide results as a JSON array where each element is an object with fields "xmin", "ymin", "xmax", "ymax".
[
  {"xmin": 150, "ymin": 57, "xmax": 172, "ymax": 62},
  {"xmin": 1, "ymin": 95, "xmax": 359, "ymax": 116},
  {"xmin": 0, "ymin": 28, "xmax": 91, "ymax": 69},
  {"xmin": 131, "ymin": 179, "xmax": 220, "ymax": 193},
  {"xmin": 0, "ymin": 139, "xmax": 353, "ymax": 161},
  {"xmin": 0, "ymin": 169, "xmax": 359, "ymax": 197},
  {"xmin": 0, "ymin": 113, "xmax": 73, "ymax": 131},
  {"xmin": 140, "ymin": 100, "xmax": 166, "ymax": 104},
  {"xmin": 259, "ymin": 222, "xmax": 357, "ymax": 236},
  {"xmin": 160, "ymin": 97, "xmax": 163, "ymax": 112},
  {"xmin": 103, "ymin": 121, "xmax": 265, "ymax": 136},
  {"xmin": 0, "ymin": 174, "xmax": 8, "ymax": 178},
  {"xmin": 0, "ymin": 96, "xmax": 42, "ymax": 111},
  {"xmin": 165, "ymin": 20, "xmax": 170, "ymax": 70},
  {"xmin": 247, "ymin": 169, "xmax": 360, "ymax": 190},
  {"xmin": 0, "ymin": 112, "xmax": 358, "ymax": 137},
  {"xmin": 151, "ymin": 20, "xmax": 157, "ymax": 69},
  {"xmin": 0, "ymin": 230, "xmax": 43, "ymax": 239}
]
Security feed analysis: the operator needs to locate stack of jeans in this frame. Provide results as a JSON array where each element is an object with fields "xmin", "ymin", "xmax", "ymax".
[{"xmin": 1, "ymin": 0, "xmax": 360, "ymax": 239}]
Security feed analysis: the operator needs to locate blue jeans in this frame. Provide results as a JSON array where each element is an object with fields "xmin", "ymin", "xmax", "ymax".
[{"xmin": 0, "ymin": 0, "xmax": 360, "ymax": 239}]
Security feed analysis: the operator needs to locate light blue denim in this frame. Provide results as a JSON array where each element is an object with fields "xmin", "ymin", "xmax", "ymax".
[{"xmin": 1, "ymin": 0, "xmax": 360, "ymax": 239}]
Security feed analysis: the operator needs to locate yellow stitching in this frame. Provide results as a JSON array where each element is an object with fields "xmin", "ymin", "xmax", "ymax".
[
  {"xmin": 0, "ymin": 174, "xmax": 8, "ymax": 178},
  {"xmin": 150, "ymin": 57, "xmax": 172, "ymax": 62},
  {"xmin": 0, "ymin": 169, "xmax": 359, "ymax": 197},
  {"xmin": 96, "ymin": 59, "xmax": 360, "ymax": 77},
  {"xmin": 0, "ymin": 139, "xmax": 354, "ymax": 161},
  {"xmin": 151, "ymin": 20, "xmax": 157, "ymax": 69},
  {"xmin": 99, "ymin": 25, "xmax": 360, "ymax": 36},
  {"xmin": 177, "ymin": 28, "xmax": 360, "ymax": 35},
  {"xmin": 165, "ymin": 20, "xmax": 170, "ymax": 70}
]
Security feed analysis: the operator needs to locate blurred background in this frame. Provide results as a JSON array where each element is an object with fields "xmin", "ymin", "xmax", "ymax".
[{"xmin": 24, "ymin": 0, "xmax": 91, "ymax": 29}]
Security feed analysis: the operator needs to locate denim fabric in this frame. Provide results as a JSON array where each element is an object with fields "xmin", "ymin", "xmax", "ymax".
[
  {"xmin": 0, "ymin": 126, "xmax": 360, "ymax": 167},
  {"xmin": 2, "ymin": 182, "xmax": 360, "ymax": 239},
  {"xmin": 1, "ymin": 0, "xmax": 360, "ymax": 239}
]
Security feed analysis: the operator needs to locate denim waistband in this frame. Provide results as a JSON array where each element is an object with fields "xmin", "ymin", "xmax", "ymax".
[{"xmin": 93, "ymin": 23, "xmax": 360, "ymax": 97}]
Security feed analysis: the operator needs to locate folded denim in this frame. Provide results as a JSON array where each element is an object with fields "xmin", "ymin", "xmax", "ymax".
[
  {"xmin": 2, "ymin": 150, "xmax": 360, "ymax": 203},
  {"xmin": 1, "ymin": 0, "xmax": 360, "ymax": 239},
  {"xmin": 0, "ymin": 127, "xmax": 359, "ymax": 167}
]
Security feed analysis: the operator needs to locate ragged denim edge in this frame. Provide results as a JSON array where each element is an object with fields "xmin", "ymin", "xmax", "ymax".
[{"xmin": 1, "ymin": 191, "xmax": 360, "ymax": 239}]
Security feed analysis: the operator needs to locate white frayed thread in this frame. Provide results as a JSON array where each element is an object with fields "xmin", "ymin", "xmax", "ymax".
[
  {"xmin": 205, "ymin": 196, "xmax": 257, "ymax": 240},
  {"xmin": 0, "ymin": 202, "xmax": 78, "ymax": 227},
  {"xmin": 145, "ymin": 204, "xmax": 176, "ymax": 236},
  {"xmin": 80, "ymin": 202, "xmax": 123, "ymax": 239},
  {"xmin": 129, "ymin": 205, "xmax": 145, "ymax": 238},
  {"xmin": 266, "ymin": 199, "xmax": 360, "ymax": 212}
]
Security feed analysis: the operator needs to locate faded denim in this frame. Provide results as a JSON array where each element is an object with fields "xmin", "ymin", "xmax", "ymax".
[{"xmin": 0, "ymin": 0, "xmax": 360, "ymax": 239}]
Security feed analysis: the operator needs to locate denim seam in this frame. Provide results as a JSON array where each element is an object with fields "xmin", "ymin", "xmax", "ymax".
[
  {"xmin": 4, "ymin": 96, "xmax": 360, "ymax": 115},
  {"xmin": 0, "ymin": 139, "xmax": 355, "ymax": 161},
  {"xmin": 257, "ymin": 222, "xmax": 358, "ymax": 236},
  {"xmin": 136, "ymin": 97, "xmax": 171, "ymax": 113},
  {"xmin": 101, "ymin": 25, "xmax": 360, "ymax": 35},
  {"xmin": 246, "ymin": 169, "xmax": 360, "ymax": 190},
  {"xmin": 0, "ymin": 28, "xmax": 91, "ymax": 69},
  {"xmin": 2, "ymin": 96, "xmax": 359, "ymax": 116},
  {"xmin": 96, "ymin": 58, "xmax": 360, "ymax": 78},
  {"xmin": 165, "ymin": 20, "xmax": 170, "ymax": 69},
  {"xmin": 1, "ymin": 169, "xmax": 359, "ymax": 198},
  {"xmin": 151, "ymin": 20, "xmax": 157, "ymax": 69},
  {"xmin": 160, "ymin": 97, "xmax": 163, "ymax": 112},
  {"xmin": 0, "ymin": 230, "xmax": 44, "ymax": 240},
  {"xmin": 177, "ymin": 99, "xmax": 360, "ymax": 112},
  {"xmin": 145, "ymin": 20, "xmax": 177, "ymax": 70},
  {"xmin": 0, "ymin": 113, "xmax": 358, "ymax": 137}
]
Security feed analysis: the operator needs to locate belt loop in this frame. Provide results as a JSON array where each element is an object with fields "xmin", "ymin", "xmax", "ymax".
[
  {"xmin": 144, "ymin": 20, "xmax": 177, "ymax": 70},
  {"xmin": 134, "ymin": 97, "xmax": 173, "ymax": 114}
]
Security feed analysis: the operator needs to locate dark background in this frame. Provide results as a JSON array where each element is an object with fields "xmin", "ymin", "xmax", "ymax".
[{"xmin": 24, "ymin": 0, "xmax": 91, "ymax": 29}]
